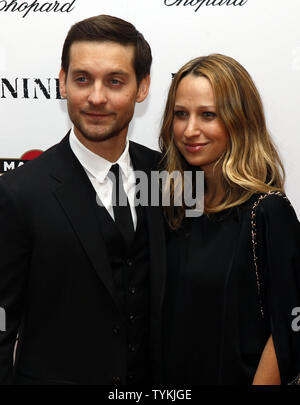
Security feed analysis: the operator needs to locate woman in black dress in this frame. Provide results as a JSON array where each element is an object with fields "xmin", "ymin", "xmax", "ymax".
[{"xmin": 159, "ymin": 54, "xmax": 300, "ymax": 385}]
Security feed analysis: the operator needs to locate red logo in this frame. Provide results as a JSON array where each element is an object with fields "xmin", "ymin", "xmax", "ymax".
[{"xmin": 21, "ymin": 150, "xmax": 43, "ymax": 160}]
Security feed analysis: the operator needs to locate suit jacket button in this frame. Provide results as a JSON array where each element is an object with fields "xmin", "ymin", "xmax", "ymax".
[
  {"xmin": 128, "ymin": 344, "xmax": 136, "ymax": 352},
  {"xmin": 113, "ymin": 326, "xmax": 120, "ymax": 335},
  {"xmin": 125, "ymin": 259, "xmax": 133, "ymax": 267},
  {"xmin": 112, "ymin": 376, "xmax": 121, "ymax": 385}
]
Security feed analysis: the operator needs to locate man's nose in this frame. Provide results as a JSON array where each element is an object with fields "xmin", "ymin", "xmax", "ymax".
[{"xmin": 87, "ymin": 82, "xmax": 108, "ymax": 105}]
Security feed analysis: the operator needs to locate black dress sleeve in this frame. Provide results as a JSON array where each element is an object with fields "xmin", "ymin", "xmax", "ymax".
[{"xmin": 259, "ymin": 194, "xmax": 300, "ymax": 384}]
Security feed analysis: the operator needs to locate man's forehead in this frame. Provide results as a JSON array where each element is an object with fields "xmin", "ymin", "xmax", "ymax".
[
  {"xmin": 69, "ymin": 41, "xmax": 135, "ymax": 61},
  {"xmin": 67, "ymin": 41, "xmax": 136, "ymax": 76}
]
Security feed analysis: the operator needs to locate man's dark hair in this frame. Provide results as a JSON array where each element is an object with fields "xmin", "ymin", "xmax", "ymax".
[{"xmin": 61, "ymin": 14, "xmax": 152, "ymax": 85}]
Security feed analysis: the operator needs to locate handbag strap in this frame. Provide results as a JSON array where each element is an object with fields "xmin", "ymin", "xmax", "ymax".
[{"xmin": 250, "ymin": 191, "xmax": 291, "ymax": 319}]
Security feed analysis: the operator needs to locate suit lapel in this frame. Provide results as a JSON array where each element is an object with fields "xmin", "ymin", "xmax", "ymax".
[{"xmin": 50, "ymin": 135, "xmax": 123, "ymax": 316}]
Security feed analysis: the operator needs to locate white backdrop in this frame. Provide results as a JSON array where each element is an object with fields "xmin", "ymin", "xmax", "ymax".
[{"xmin": 1, "ymin": 0, "xmax": 300, "ymax": 214}]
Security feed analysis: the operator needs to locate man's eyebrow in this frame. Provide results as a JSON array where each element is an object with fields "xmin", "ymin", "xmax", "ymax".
[
  {"xmin": 69, "ymin": 69, "xmax": 130, "ymax": 77},
  {"xmin": 70, "ymin": 69, "xmax": 90, "ymax": 75},
  {"xmin": 108, "ymin": 70, "xmax": 129, "ymax": 76}
]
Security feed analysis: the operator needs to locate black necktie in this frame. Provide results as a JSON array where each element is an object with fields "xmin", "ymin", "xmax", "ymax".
[{"xmin": 109, "ymin": 163, "xmax": 135, "ymax": 245}]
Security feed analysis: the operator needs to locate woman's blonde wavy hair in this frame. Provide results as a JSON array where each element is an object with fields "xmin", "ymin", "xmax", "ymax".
[{"xmin": 159, "ymin": 54, "xmax": 285, "ymax": 230}]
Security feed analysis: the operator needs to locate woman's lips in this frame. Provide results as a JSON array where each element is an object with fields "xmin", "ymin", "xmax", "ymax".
[{"xmin": 184, "ymin": 143, "xmax": 209, "ymax": 153}]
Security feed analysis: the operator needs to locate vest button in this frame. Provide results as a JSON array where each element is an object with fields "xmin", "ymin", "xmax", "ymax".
[
  {"xmin": 128, "ymin": 344, "xmax": 136, "ymax": 352},
  {"xmin": 125, "ymin": 259, "xmax": 133, "ymax": 267},
  {"xmin": 129, "ymin": 314, "xmax": 135, "ymax": 323},
  {"xmin": 113, "ymin": 326, "xmax": 120, "ymax": 335},
  {"xmin": 129, "ymin": 286, "xmax": 136, "ymax": 295}
]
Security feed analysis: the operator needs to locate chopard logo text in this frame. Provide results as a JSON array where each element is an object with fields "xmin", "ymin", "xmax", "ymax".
[
  {"xmin": 164, "ymin": 0, "xmax": 249, "ymax": 12},
  {"xmin": 0, "ymin": 0, "xmax": 76, "ymax": 18}
]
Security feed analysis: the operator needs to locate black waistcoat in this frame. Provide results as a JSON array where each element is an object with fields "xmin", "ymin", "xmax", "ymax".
[{"xmin": 95, "ymin": 203, "xmax": 150, "ymax": 384}]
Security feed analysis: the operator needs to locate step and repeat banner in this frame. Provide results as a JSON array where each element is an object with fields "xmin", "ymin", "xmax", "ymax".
[{"xmin": 1, "ymin": 0, "xmax": 300, "ymax": 213}]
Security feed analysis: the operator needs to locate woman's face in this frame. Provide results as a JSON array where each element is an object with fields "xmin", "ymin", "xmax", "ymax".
[{"xmin": 173, "ymin": 74, "xmax": 228, "ymax": 173}]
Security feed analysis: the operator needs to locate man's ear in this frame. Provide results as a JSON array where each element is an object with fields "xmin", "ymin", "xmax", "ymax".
[
  {"xmin": 136, "ymin": 74, "xmax": 150, "ymax": 103},
  {"xmin": 59, "ymin": 69, "xmax": 67, "ymax": 99}
]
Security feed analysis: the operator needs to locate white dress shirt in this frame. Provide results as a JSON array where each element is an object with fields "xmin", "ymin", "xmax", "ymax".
[{"xmin": 69, "ymin": 128, "xmax": 137, "ymax": 230}]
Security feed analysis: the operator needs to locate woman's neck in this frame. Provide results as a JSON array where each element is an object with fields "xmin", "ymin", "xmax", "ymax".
[{"xmin": 204, "ymin": 167, "xmax": 225, "ymax": 209}]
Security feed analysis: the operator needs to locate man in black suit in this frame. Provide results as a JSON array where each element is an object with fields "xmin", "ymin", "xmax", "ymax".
[{"xmin": 0, "ymin": 15, "xmax": 166, "ymax": 385}]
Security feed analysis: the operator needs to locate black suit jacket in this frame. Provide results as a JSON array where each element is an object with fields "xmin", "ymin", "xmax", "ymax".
[{"xmin": 0, "ymin": 134, "xmax": 166, "ymax": 385}]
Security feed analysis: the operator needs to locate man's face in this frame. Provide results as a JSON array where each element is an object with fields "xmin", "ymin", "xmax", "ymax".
[{"xmin": 59, "ymin": 41, "xmax": 149, "ymax": 146}]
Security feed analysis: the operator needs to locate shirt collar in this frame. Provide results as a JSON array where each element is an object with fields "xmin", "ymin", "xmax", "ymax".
[{"xmin": 69, "ymin": 128, "xmax": 131, "ymax": 183}]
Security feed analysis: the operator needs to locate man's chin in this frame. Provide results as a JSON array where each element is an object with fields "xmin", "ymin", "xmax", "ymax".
[
  {"xmin": 77, "ymin": 127, "xmax": 119, "ymax": 143},
  {"xmin": 83, "ymin": 133, "xmax": 114, "ymax": 143}
]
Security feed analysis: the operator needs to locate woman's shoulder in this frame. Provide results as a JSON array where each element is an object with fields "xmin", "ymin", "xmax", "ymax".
[
  {"xmin": 239, "ymin": 191, "xmax": 294, "ymax": 214},
  {"xmin": 233, "ymin": 192, "xmax": 299, "ymax": 233},
  {"xmin": 253, "ymin": 192, "xmax": 297, "ymax": 220},
  {"xmin": 237, "ymin": 192, "xmax": 299, "ymax": 233}
]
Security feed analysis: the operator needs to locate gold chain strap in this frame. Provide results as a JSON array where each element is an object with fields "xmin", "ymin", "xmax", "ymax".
[{"xmin": 250, "ymin": 191, "xmax": 291, "ymax": 319}]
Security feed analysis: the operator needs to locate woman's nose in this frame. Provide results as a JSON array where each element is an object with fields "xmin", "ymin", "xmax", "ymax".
[{"xmin": 184, "ymin": 116, "xmax": 201, "ymax": 138}]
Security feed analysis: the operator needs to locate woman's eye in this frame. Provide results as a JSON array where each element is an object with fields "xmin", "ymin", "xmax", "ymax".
[
  {"xmin": 174, "ymin": 111, "xmax": 188, "ymax": 118},
  {"xmin": 203, "ymin": 111, "xmax": 216, "ymax": 118}
]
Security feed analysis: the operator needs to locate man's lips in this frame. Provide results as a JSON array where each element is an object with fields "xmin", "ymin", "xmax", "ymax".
[
  {"xmin": 184, "ymin": 143, "xmax": 209, "ymax": 153},
  {"xmin": 84, "ymin": 112, "xmax": 113, "ymax": 119}
]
